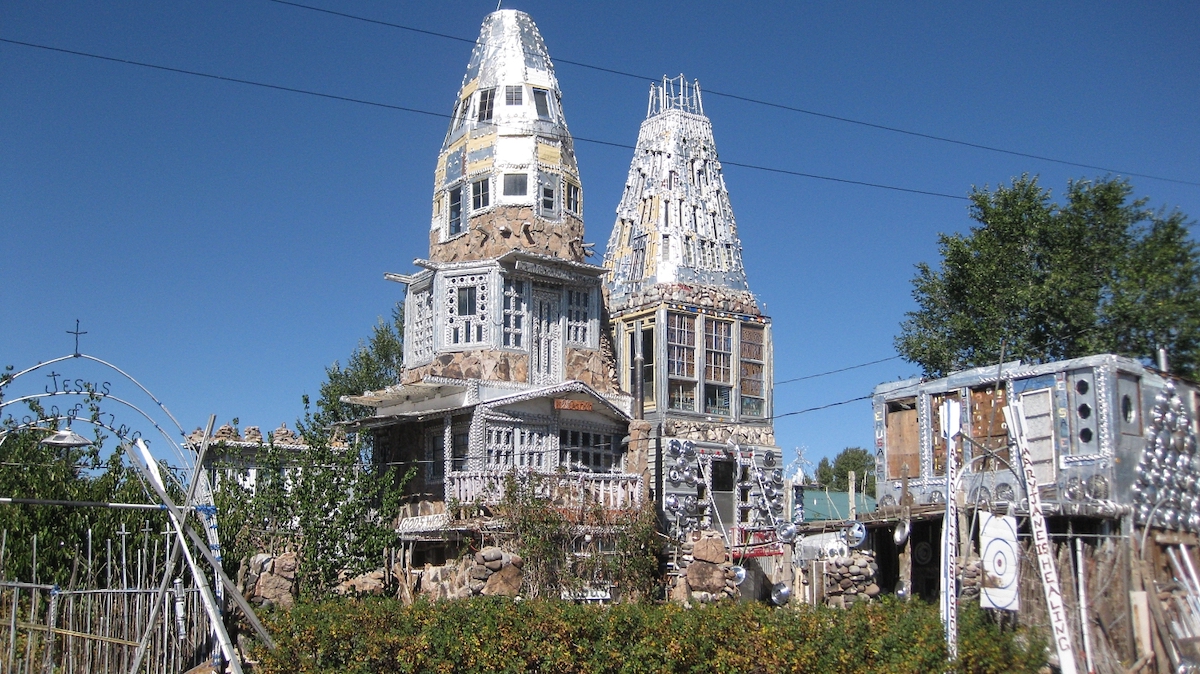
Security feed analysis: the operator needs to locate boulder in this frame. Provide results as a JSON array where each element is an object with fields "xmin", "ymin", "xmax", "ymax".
[
  {"xmin": 686, "ymin": 560, "xmax": 727, "ymax": 595},
  {"xmin": 481, "ymin": 564, "xmax": 522, "ymax": 597},
  {"xmin": 692, "ymin": 536, "xmax": 727, "ymax": 565},
  {"xmin": 255, "ymin": 573, "xmax": 294, "ymax": 610},
  {"xmin": 274, "ymin": 552, "xmax": 298, "ymax": 580}
]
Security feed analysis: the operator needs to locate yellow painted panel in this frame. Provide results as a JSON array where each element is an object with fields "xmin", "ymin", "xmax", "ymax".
[
  {"xmin": 537, "ymin": 143, "xmax": 561, "ymax": 165},
  {"xmin": 466, "ymin": 158, "xmax": 494, "ymax": 174},
  {"xmin": 466, "ymin": 133, "xmax": 496, "ymax": 152},
  {"xmin": 460, "ymin": 79, "xmax": 479, "ymax": 100}
]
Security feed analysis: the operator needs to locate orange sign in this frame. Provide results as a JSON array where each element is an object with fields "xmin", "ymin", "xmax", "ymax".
[{"xmin": 554, "ymin": 398, "xmax": 593, "ymax": 411}]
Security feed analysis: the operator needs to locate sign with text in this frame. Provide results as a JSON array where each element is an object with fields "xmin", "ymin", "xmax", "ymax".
[{"xmin": 554, "ymin": 398, "xmax": 593, "ymax": 411}]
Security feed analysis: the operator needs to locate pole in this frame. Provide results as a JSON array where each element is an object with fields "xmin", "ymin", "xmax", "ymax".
[{"xmin": 1005, "ymin": 401, "xmax": 1078, "ymax": 674}]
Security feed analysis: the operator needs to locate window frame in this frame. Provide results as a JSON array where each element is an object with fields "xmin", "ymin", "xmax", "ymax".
[
  {"xmin": 503, "ymin": 173, "xmax": 528, "ymax": 196},
  {"xmin": 477, "ymin": 88, "xmax": 495, "ymax": 122},
  {"xmin": 505, "ymin": 85, "xmax": 523, "ymax": 106},
  {"xmin": 472, "ymin": 178, "xmax": 490, "ymax": 211},
  {"xmin": 445, "ymin": 275, "xmax": 489, "ymax": 347},
  {"xmin": 502, "ymin": 278, "xmax": 527, "ymax": 349},
  {"xmin": 532, "ymin": 88, "xmax": 552, "ymax": 119},
  {"xmin": 703, "ymin": 319, "xmax": 733, "ymax": 416},
  {"xmin": 739, "ymin": 323, "xmax": 766, "ymax": 418},
  {"xmin": 666, "ymin": 312, "xmax": 697, "ymax": 412},
  {"xmin": 448, "ymin": 187, "xmax": 463, "ymax": 235},
  {"xmin": 565, "ymin": 182, "xmax": 581, "ymax": 215}
]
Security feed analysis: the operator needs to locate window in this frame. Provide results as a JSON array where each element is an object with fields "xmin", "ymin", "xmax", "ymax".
[
  {"xmin": 448, "ymin": 187, "xmax": 463, "ymax": 235},
  {"xmin": 559, "ymin": 429, "xmax": 619, "ymax": 473},
  {"xmin": 532, "ymin": 89, "xmax": 551, "ymax": 118},
  {"xmin": 472, "ymin": 178, "xmax": 490, "ymax": 210},
  {"xmin": 477, "ymin": 88, "xmax": 495, "ymax": 122},
  {"xmin": 446, "ymin": 275, "xmax": 488, "ymax": 345},
  {"xmin": 566, "ymin": 289, "xmax": 589, "ymax": 344},
  {"xmin": 451, "ymin": 429, "xmax": 469, "ymax": 471},
  {"xmin": 740, "ymin": 324, "xmax": 765, "ymax": 417},
  {"xmin": 410, "ymin": 290, "xmax": 434, "ymax": 363},
  {"xmin": 565, "ymin": 182, "xmax": 581, "ymax": 214},
  {"xmin": 426, "ymin": 431, "xmax": 445, "ymax": 484},
  {"xmin": 502, "ymin": 279, "xmax": 526, "ymax": 348},
  {"xmin": 667, "ymin": 313, "xmax": 696, "ymax": 411},
  {"xmin": 704, "ymin": 319, "xmax": 732, "ymax": 415},
  {"xmin": 503, "ymin": 174, "xmax": 528, "ymax": 196},
  {"xmin": 542, "ymin": 184, "xmax": 556, "ymax": 214},
  {"xmin": 505, "ymin": 85, "xmax": 522, "ymax": 106},
  {"xmin": 626, "ymin": 324, "xmax": 655, "ymax": 406}
]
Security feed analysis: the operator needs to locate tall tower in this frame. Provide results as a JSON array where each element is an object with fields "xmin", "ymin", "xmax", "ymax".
[
  {"xmin": 394, "ymin": 10, "xmax": 616, "ymax": 392},
  {"xmin": 348, "ymin": 12, "xmax": 634, "ymax": 560},
  {"xmin": 603, "ymin": 76, "xmax": 784, "ymax": 545},
  {"xmin": 428, "ymin": 9, "xmax": 584, "ymax": 264}
]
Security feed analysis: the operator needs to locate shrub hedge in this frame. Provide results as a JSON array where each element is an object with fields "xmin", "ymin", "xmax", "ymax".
[{"xmin": 255, "ymin": 596, "xmax": 1046, "ymax": 674}]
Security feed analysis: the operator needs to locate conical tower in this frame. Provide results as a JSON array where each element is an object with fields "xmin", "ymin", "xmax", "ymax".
[
  {"xmin": 603, "ymin": 76, "xmax": 782, "ymax": 545},
  {"xmin": 428, "ymin": 9, "xmax": 584, "ymax": 264},
  {"xmin": 386, "ymin": 9, "xmax": 616, "ymax": 393},
  {"xmin": 603, "ymin": 75, "xmax": 757, "ymax": 315}
]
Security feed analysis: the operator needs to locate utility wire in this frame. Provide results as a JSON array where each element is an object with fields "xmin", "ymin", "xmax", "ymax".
[
  {"xmin": 776, "ymin": 355, "xmax": 902, "ymax": 386},
  {"xmin": 771, "ymin": 395, "xmax": 873, "ymax": 420},
  {"xmin": 265, "ymin": 0, "xmax": 1200, "ymax": 189},
  {"xmin": 0, "ymin": 37, "xmax": 968, "ymax": 201}
]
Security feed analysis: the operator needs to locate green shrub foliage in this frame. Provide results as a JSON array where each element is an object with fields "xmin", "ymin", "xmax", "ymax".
[{"xmin": 256, "ymin": 596, "xmax": 1046, "ymax": 674}]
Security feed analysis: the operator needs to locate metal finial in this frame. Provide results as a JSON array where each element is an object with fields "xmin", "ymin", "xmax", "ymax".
[{"xmin": 67, "ymin": 319, "xmax": 87, "ymax": 357}]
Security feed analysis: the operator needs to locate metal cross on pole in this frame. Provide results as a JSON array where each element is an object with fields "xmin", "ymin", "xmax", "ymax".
[{"xmin": 67, "ymin": 320, "xmax": 87, "ymax": 357}]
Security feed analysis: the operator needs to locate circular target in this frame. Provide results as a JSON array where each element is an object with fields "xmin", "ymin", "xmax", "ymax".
[
  {"xmin": 981, "ymin": 535, "xmax": 1019, "ymax": 610},
  {"xmin": 914, "ymin": 541, "xmax": 933, "ymax": 566}
]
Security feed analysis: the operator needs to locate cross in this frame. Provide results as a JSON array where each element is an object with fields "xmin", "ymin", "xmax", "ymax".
[{"xmin": 67, "ymin": 319, "xmax": 87, "ymax": 357}]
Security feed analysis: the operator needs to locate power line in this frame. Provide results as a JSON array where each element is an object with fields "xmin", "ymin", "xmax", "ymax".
[
  {"xmin": 776, "ymin": 355, "xmax": 902, "ymax": 386},
  {"xmin": 771, "ymin": 395, "xmax": 873, "ymax": 420},
  {"xmin": 265, "ymin": 0, "xmax": 1200, "ymax": 189},
  {"xmin": 0, "ymin": 37, "xmax": 968, "ymax": 201}
]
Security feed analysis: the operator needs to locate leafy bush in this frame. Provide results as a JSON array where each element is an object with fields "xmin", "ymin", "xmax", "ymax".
[{"xmin": 255, "ymin": 596, "xmax": 1045, "ymax": 674}]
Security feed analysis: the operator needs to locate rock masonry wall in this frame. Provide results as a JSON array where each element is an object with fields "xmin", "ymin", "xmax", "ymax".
[
  {"xmin": 240, "ymin": 552, "xmax": 299, "ymax": 611},
  {"xmin": 669, "ymin": 529, "xmax": 740, "ymax": 605},
  {"xmin": 609, "ymin": 283, "xmax": 761, "ymax": 317},
  {"xmin": 806, "ymin": 549, "xmax": 881, "ymax": 608},
  {"xmin": 662, "ymin": 419, "xmax": 775, "ymax": 447},
  {"xmin": 429, "ymin": 207, "xmax": 586, "ymax": 264}
]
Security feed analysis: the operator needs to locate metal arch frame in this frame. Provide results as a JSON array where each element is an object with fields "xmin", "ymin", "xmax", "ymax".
[
  {"xmin": 1, "ymin": 353, "xmax": 192, "ymax": 472},
  {"xmin": 0, "ymin": 353, "xmax": 249, "ymax": 669}
]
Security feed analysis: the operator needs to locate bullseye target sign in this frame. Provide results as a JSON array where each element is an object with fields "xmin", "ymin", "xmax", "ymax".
[{"xmin": 979, "ymin": 512, "xmax": 1020, "ymax": 611}]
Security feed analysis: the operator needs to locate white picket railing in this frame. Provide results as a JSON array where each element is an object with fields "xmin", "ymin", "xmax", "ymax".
[{"xmin": 445, "ymin": 469, "xmax": 643, "ymax": 510}]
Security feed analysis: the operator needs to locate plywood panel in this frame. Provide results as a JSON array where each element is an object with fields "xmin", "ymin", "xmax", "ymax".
[{"xmin": 887, "ymin": 403, "xmax": 920, "ymax": 479}]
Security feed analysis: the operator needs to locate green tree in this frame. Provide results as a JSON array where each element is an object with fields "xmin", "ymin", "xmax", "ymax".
[
  {"xmin": 309, "ymin": 301, "xmax": 405, "ymax": 429},
  {"xmin": 815, "ymin": 447, "xmax": 875, "ymax": 494},
  {"xmin": 896, "ymin": 175, "xmax": 1200, "ymax": 378}
]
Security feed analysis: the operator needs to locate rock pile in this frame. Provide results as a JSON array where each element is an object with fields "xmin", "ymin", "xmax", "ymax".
[
  {"xmin": 670, "ymin": 530, "xmax": 739, "ymax": 605},
  {"xmin": 959, "ymin": 557, "xmax": 982, "ymax": 600},
  {"xmin": 240, "ymin": 552, "xmax": 298, "ymax": 610},
  {"xmin": 821, "ymin": 550, "xmax": 881, "ymax": 608},
  {"xmin": 416, "ymin": 547, "xmax": 524, "ymax": 601}
]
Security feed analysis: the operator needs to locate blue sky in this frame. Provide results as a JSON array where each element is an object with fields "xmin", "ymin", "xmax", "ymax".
[{"xmin": 2, "ymin": 1, "xmax": 1198, "ymax": 472}]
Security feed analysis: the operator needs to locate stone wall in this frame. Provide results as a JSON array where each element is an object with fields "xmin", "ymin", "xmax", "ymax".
[
  {"xmin": 669, "ymin": 529, "xmax": 740, "ymax": 605},
  {"xmin": 402, "ymin": 350, "xmax": 529, "ymax": 385},
  {"xmin": 404, "ymin": 546, "xmax": 524, "ymax": 601},
  {"xmin": 240, "ymin": 552, "xmax": 299, "ymax": 610},
  {"xmin": 610, "ymin": 283, "xmax": 761, "ymax": 316},
  {"xmin": 808, "ymin": 549, "xmax": 881, "ymax": 608},
  {"xmin": 662, "ymin": 419, "xmax": 775, "ymax": 447},
  {"xmin": 401, "ymin": 343, "xmax": 620, "ymax": 394},
  {"xmin": 429, "ymin": 207, "xmax": 585, "ymax": 264}
]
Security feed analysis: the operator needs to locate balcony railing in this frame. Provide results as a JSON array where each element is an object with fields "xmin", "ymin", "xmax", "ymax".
[{"xmin": 446, "ymin": 469, "xmax": 643, "ymax": 510}]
